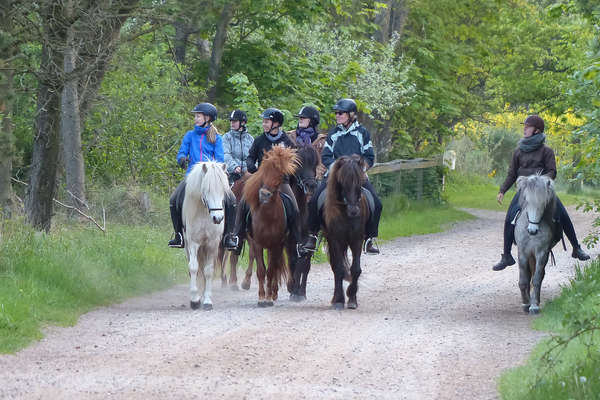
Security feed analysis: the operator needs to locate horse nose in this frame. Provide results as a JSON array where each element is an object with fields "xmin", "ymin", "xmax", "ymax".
[
  {"xmin": 528, "ymin": 224, "xmax": 539, "ymax": 235},
  {"xmin": 212, "ymin": 213, "xmax": 224, "ymax": 224},
  {"xmin": 347, "ymin": 205, "xmax": 360, "ymax": 217},
  {"xmin": 259, "ymin": 188, "xmax": 272, "ymax": 204}
]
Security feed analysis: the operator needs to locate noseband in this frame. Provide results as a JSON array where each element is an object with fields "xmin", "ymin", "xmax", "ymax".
[
  {"xmin": 295, "ymin": 173, "xmax": 316, "ymax": 195},
  {"xmin": 202, "ymin": 197, "xmax": 223, "ymax": 212}
]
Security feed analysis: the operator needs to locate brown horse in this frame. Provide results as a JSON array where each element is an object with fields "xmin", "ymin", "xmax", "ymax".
[
  {"xmin": 322, "ymin": 154, "xmax": 370, "ymax": 310},
  {"xmin": 243, "ymin": 145, "xmax": 299, "ymax": 307},
  {"xmin": 216, "ymin": 175, "xmax": 257, "ymax": 290},
  {"xmin": 288, "ymin": 144, "xmax": 320, "ymax": 301}
]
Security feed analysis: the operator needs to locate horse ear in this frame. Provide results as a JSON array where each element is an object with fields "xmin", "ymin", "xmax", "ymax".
[{"xmin": 202, "ymin": 163, "xmax": 208, "ymax": 173}]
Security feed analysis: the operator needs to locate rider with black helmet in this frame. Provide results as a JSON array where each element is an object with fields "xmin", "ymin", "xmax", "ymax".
[
  {"xmin": 223, "ymin": 107, "xmax": 305, "ymax": 256},
  {"xmin": 292, "ymin": 105, "xmax": 320, "ymax": 146},
  {"xmin": 301, "ymin": 98, "xmax": 383, "ymax": 255},
  {"xmin": 223, "ymin": 109, "xmax": 254, "ymax": 184},
  {"xmin": 168, "ymin": 102, "xmax": 235, "ymax": 248}
]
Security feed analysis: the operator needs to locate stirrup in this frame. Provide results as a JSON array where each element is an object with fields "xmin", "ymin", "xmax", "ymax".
[
  {"xmin": 168, "ymin": 232, "xmax": 184, "ymax": 248},
  {"xmin": 363, "ymin": 237, "xmax": 380, "ymax": 254},
  {"xmin": 302, "ymin": 234, "xmax": 318, "ymax": 253}
]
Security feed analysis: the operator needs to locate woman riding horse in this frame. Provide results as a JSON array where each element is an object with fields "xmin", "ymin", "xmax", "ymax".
[
  {"xmin": 223, "ymin": 107, "xmax": 304, "ymax": 257},
  {"xmin": 301, "ymin": 98, "xmax": 383, "ymax": 255},
  {"xmin": 492, "ymin": 115, "xmax": 590, "ymax": 271},
  {"xmin": 168, "ymin": 102, "xmax": 236, "ymax": 249}
]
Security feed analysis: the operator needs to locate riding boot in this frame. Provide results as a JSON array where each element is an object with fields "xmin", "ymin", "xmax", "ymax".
[
  {"xmin": 364, "ymin": 237, "xmax": 380, "ymax": 255},
  {"xmin": 572, "ymin": 245, "xmax": 590, "ymax": 261},
  {"xmin": 302, "ymin": 233, "xmax": 318, "ymax": 253},
  {"xmin": 492, "ymin": 222, "xmax": 516, "ymax": 271},
  {"xmin": 224, "ymin": 200, "xmax": 248, "ymax": 255},
  {"xmin": 222, "ymin": 194, "xmax": 236, "ymax": 245},
  {"xmin": 168, "ymin": 204, "xmax": 184, "ymax": 248}
]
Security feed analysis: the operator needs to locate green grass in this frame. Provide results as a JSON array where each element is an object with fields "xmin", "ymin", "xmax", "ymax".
[
  {"xmin": 498, "ymin": 259, "xmax": 600, "ymax": 400},
  {"xmin": 445, "ymin": 173, "xmax": 592, "ymax": 210},
  {"xmin": 0, "ymin": 219, "xmax": 186, "ymax": 353}
]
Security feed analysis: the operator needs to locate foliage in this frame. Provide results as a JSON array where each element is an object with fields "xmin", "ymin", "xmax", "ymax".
[
  {"xmin": 227, "ymin": 73, "xmax": 264, "ymax": 136},
  {"xmin": 83, "ymin": 29, "xmax": 197, "ymax": 189},
  {"xmin": 498, "ymin": 260, "xmax": 600, "ymax": 400},
  {"xmin": 0, "ymin": 219, "xmax": 186, "ymax": 353}
]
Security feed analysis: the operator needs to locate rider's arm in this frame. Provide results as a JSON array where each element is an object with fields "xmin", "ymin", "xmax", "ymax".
[
  {"xmin": 544, "ymin": 147, "xmax": 557, "ymax": 180},
  {"xmin": 246, "ymin": 138, "xmax": 259, "ymax": 173},
  {"xmin": 223, "ymin": 134, "xmax": 237, "ymax": 173},
  {"xmin": 214, "ymin": 135, "xmax": 224, "ymax": 163},
  {"xmin": 360, "ymin": 127, "xmax": 375, "ymax": 168},
  {"xmin": 176, "ymin": 132, "xmax": 191, "ymax": 165},
  {"xmin": 499, "ymin": 150, "xmax": 519, "ymax": 194}
]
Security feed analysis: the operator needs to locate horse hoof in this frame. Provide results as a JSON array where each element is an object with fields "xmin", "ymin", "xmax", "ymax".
[
  {"xmin": 289, "ymin": 294, "xmax": 305, "ymax": 302},
  {"xmin": 265, "ymin": 301, "xmax": 274, "ymax": 307},
  {"xmin": 203, "ymin": 303, "xmax": 213, "ymax": 311},
  {"xmin": 529, "ymin": 306, "xmax": 540, "ymax": 315},
  {"xmin": 257, "ymin": 301, "xmax": 267, "ymax": 308},
  {"xmin": 332, "ymin": 302, "xmax": 344, "ymax": 311},
  {"xmin": 241, "ymin": 281, "xmax": 251, "ymax": 291},
  {"xmin": 347, "ymin": 301, "xmax": 358, "ymax": 309},
  {"xmin": 522, "ymin": 304, "xmax": 530, "ymax": 313},
  {"xmin": 190, "ymin": 301, "xmax": 201, "ymax": 310},
  {"xmin": 230, "ymin": 284, "xmax": 239, "ymax": 291}
]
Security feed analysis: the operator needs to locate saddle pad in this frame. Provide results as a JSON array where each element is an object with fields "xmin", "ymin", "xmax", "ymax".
[{"xmin": 317, "ymin": 187, "xmax": 375, "ymax": 214}]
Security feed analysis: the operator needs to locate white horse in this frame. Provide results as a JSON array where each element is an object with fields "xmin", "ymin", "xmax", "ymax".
[
  {"xmin": 183, "ymin": 162, "xmax": 232, "ymax": 310},
  {"xmin": 514, "ymin": 174, "xmax": 561, "ymax": 314}
]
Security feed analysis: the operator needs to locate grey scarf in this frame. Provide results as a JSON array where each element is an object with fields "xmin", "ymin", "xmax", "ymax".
[
  {"xmin": 519, "ymin": 132, "xmax": 546, "ymax": 153},
  {"xmin": 265, "ymin": 129, "xmax": 284, "ymax": 142}
]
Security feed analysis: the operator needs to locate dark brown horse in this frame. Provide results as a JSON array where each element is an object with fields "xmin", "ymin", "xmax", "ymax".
[
  {"xmin": 243, "ymin": 145, "xmax": 299, "ymax": 307},
  {"xmin": 322, "ymin": 154, "xmax": 370, "ymax": 310},
  {"xmin": 288, "ymin": 144, "xmax": 320, "ymax": 301}
]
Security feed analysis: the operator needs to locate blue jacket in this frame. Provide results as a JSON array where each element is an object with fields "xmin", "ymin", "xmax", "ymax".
[{"xmin": 177, "ymin": 125, "xmax": 224, "ymax": 175}]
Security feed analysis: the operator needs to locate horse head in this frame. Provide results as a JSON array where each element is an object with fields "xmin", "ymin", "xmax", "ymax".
[
  {"xmin": 328, "ymin": 154, "xmax": 368, "ymax": 218},
  {"xmin": 244, "ymin": 145, "xmax": 299, "ymax": 209},
  {"xmin": 517, "ymin": 174, "xmax": 555, "ymax": 235},
  {"xmin": 294, "ymin": 145, "xmax": 319, "ymax": 195},
  {"xmin": 186, "ymin": 162, "xmax": 230, "ymax": 224}
]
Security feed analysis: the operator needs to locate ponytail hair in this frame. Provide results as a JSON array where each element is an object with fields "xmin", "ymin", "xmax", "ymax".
[{"xmin": 206, "ymin": 124, "xmax": 219, "ymax": 144}]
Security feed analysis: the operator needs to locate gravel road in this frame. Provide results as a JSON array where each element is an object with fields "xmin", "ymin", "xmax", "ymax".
[{"xmin": 0, "ymin": 207, "xmax": 596, "ymax": 399}]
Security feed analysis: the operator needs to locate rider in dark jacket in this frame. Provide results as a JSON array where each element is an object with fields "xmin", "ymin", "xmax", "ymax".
[
  {"xmin": 223, "ymin": 108, "xmax": 304, "ymax": 256},
  {"xmin": 492, "ymin": 115, "xmax": 590, "ymax": 270},
  {"xmin": 301, "ymin": 98, "xmax": 382, "ymax": 255}
]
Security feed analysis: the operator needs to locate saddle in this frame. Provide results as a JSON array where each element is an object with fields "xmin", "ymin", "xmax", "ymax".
[
  {"xmin": 246, "ymin": 192, "xmax": 297, "ymax": 236},
  {"xmin": 316, "ymin": 187, "xmax": 375, "ymax": 216}
]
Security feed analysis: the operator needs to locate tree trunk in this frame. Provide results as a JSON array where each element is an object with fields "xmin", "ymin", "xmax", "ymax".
[
  {"xmin": 207, "ymin": 3, "xmax": 235, "ymax": 103},
  {"xmin": 26, "ymin": 42, "xmax": 63, "ymax": 231},
  {"xmin": 0, "ymin": 67, "xmax": 14, "ymax": 218},
  {"xmin": 61, "ymin": 26, "xmax": 87, "ymax": 211}
]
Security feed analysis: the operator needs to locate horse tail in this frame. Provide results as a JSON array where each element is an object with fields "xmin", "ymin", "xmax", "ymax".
[{"xmin": 267, "ymin": 248, "xmax": 289, "ymax": 286}]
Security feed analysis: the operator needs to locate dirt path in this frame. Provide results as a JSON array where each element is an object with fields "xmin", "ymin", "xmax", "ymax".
[{"xmin": 0, "ymin": 207, "xmax": 596, "ymax": 399}]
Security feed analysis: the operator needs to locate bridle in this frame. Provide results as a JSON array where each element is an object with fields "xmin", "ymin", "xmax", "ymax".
[
  {"xmin": 202, "ymin": 196, "xmax": 223, "ymax": 212},
  {"xmin": 294, "ymin": 173, "xmax": 316, "ymax": 195}
]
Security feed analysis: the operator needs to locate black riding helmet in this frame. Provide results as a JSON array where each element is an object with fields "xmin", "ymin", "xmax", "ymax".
[
  {"xmin": 191, "ymin": 102, "xmax": 218, "ymax": 122},
  {"xmin": 260, "ymin": 107, "xmax": 284, "ymax": 125},
  {"xmin": 229, "ymin": 109, "xmax": 247, "ymax": 123},
  {"xmin": 332, "ymin": 98, "xmax": 357, "ymax": 113},
  {"xmin": 295, "ymin": 106, "xmax": 320, "ymax": 128}
]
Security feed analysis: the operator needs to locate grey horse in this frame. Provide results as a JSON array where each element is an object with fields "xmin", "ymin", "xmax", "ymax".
[{"xmin": 514, "ymin": 174, "xmax": 562, "ymax": 314}]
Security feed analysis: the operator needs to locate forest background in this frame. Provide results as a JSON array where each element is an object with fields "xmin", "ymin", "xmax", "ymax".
[{"xmin": 1, "ymin": 0, "xmax": 599, "ymax": 230}]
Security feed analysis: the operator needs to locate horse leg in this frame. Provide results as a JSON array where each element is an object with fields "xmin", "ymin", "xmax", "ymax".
[
  {"xmin": 329, "ymin": 242, "xmax": 346, "ymax": 310},
  {"xmin": 255, "ymin": 246, "xmax": 268, "ymax": 307},
  {"xmin": 187, "ymin": 243, "xmax": 201, "ymax": 310},
  {"xmin": 518, "ymin": 251, "xmax": 531, "ymax": 313},
  {"xmin": 217, "ymin": 243, "xmax": 228, "ymax": 288},
  {"xmin": 290, "ymin": 256, "xmax": 308, "ymax": 302},
  {"xmin": 201, "ymin": 255, "xmax": 215, "ymax": 310},
  {"xmin": 529, "ymin": 251, "xmax": 549, "ymax": 315},
  {"xmin": 346, "ymin": 240, "xmax": 363, "ymax": 309},
  {"xmin": 300, "ymin": 257, "xmax": 311, "ymax": 298},
  {"xmin": 241, "ymin": 241, "xmax": 254, "ymax": 290},
  {"xmin": 229, "ymin": 252, "xmax": 239, "ymax": 290}
]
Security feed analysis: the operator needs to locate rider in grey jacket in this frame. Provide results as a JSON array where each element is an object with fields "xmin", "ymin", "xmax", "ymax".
[{"xmin": 223, "ymin": 110, "xmax": 254, "ymax": 184}]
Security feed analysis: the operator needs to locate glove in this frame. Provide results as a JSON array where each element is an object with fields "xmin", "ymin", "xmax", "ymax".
[{"xmin": 178, "ymin": 156, "xmax": 189, "ymax": 170}]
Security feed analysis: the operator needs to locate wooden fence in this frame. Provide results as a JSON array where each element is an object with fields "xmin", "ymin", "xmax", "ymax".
[{"xmin": 368, "ymin": 156, "xmax": 444, "ymax": 201}]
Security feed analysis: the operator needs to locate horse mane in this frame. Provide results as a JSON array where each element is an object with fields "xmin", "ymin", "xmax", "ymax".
[
  {"xmin": 243, "ymin": 145, "xmax": 299, "ymax": 210},
  {"xmin": 186, "ymin": 162, "xmax": 231, "ymax": 205},
  {"xmin": 517, "ymin": 173, "xmax": 555, "ymax": 211},
  {"xmin": 325, "ymin": 155, "xmax": 367, "ymax": 220}
]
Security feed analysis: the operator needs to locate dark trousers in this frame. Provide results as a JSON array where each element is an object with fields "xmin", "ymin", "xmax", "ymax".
[
  {"xmin": 169, "ymin": 180, "xmax": 236, "ymax": 237},
  {"xmin": 502, "ymin": 191, "xmax": 579, "ymax": 255},
  {"xmin": 306, "ymin": 178, "xmax": 382, "ymax": 238}
]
